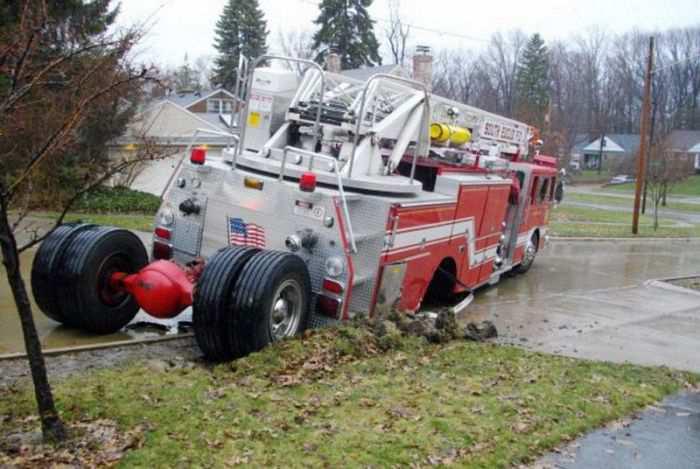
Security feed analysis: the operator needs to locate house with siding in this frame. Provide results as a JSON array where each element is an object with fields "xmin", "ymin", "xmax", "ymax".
[
  {"xmin": 109, "ymin": 89, "xmax": 239, "ymax": 195},
  {"xmin": 667, "ymin": 129, "xmax": 700, "ymax": 173}
]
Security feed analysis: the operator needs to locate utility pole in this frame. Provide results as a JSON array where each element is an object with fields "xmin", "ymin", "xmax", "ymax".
[
  {"xmin": 642, "ymin": 93, "xmax": 657, "ymax": 214},
  {"xmin": 632, "ymin": 36, "xmax": 654, "ymax": 235},
  {"xmin": 597, "ymin": 132, "xmax": 606, "ymax": 175}
]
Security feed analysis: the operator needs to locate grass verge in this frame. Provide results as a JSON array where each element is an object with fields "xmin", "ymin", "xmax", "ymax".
[
  {"xmin": 603, "ymin": 175, "xmax": 700, "ymax": 197},
  {"xmin": 1, "ymin": 327, "xmax": 696, "ymax": 467},
  {"xmin": 567, "ymin": 192, "xmax": 700, "ymax": 213},
  {"xmin": 550, "ymin": 205, "xmax": 700, "ymax": 238},
  {"xmin": 570, "ymin": 169, "xmax": 611, "ymax": 184},
  {"xmin": 34, "ymin": 212, "xmax": 154, "ymax": 233}
]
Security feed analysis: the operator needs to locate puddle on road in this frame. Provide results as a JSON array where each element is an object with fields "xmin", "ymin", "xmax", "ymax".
[
  {"xmin": 0, "ymin": 249, "xmax": 186, "ymax": 355},
  {"xmin": 2, "ymin": 239, "xmax": 700, "ymax": 354}
]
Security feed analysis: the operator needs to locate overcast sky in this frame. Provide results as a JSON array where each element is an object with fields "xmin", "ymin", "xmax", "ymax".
[{"xmin": 116, "ymin": 0, "xmax": 700, "ymax": 66}]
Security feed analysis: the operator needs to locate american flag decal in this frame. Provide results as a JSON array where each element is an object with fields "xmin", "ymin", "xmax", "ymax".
[{"xmin": 228, "ymin": 217, "xmax": 266, "ymax": 248}]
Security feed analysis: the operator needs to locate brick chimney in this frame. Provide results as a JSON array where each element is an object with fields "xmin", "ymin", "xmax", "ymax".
[
  {"xmin": 412, "ymin": 45, "xmax": 433, "ymax": 90},
  {"xmin": 325, "ymin": 51, "xmax": 342, "ymax": 73}
]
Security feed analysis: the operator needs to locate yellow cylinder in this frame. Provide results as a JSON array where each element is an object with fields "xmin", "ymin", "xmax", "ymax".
[
  {"xmin": 430, "ymin": 123, "xmax": 450, "ymax": 142},
  {"xmin": 430, "ymin": 123, "xmax": 472, "ymax": 146},
  {"xmin": 449, "ymin": 126, "xmax": 471, "ymax": 145}
]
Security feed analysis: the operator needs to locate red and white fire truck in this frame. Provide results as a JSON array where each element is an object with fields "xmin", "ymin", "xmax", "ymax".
[{"xmin": 31, "ymin": 56, "xmax": 560, "ymax": 361}]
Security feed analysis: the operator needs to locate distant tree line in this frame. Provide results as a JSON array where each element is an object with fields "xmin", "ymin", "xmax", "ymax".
[{"xmin": 431, "ymin": 27, "xmax": 700, "ymax": 159}]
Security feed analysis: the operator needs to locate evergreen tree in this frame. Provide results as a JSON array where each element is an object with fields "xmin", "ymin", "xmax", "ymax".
[
  {"xmin": 312, "ymin": 0, "xmax": 382, "ymax": 70},
  {"xmin": 174, "ymin": 54, "xmax": 202, "ymax": 93},
  {"xmin": 212, "ymin": 0, "xmax": 268, "ymax": 90},
  {"xmin": 515, "ymin": 33, "xmax": 550, "ymax": 129}
]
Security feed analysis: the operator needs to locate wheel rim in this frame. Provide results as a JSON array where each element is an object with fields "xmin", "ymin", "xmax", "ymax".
[
  {"xmin": 523, "ymin": 237, "xmax": 537, "ymax": 267},
  {"xmin": 269, "ymin": 278, "xmax": 303, "ymax": 341},
  {"xmin": 96, "ymin": 253, "xmax": 131, "ymax": 307}
]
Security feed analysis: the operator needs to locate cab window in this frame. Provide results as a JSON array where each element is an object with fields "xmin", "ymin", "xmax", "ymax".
[
  {"xmin": 530, "ymin": 177, "xmax": 539, "ymax": 204},
  {"xmin": 539, "ymin": 177, "xmax": 549, "ymax": 203}
]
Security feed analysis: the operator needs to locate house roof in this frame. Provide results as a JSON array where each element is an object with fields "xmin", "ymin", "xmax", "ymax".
[
  {"xmin": 571, "ymin": 133, "xmax": 593, "ymax": 153},
  {"xmin": 583, "ymin": 134, "xmax": 640, "ymax": 154},
  {"xmin": 341, "ymin": 64, "xmax": 403, "ymax": 82},
  {"xmin": 161, "ymin": 88, "xmax": 237, "ymax": 111},
  {"xmin": 667, "ymin": 130, "xmax": 700, "ymax": 152},
  {"xmin": 113, "ymin": 100, "xmax": 236, "ymax": 146}
]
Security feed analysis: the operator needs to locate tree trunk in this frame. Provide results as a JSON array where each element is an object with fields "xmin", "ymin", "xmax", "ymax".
[
  {"xmin": 653, "ymin": 197, "xmax": 660, "ymax": 231},
  {"xmin": 662, "ymin": 184, "xmax": 667, "ymax": 207},
  {"xmin": 0, "ymin": 201, "xmax": 67, "ymax": 442}
]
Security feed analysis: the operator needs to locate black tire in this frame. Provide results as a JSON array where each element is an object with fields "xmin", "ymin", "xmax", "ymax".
[
  {"xmin": 514, "ymin": 233, "xmax": 539, "ymax": 274},
  {"xmin": 424, "ymin": 262, "xmax": 456, "ymax": 305},
  {"xmin": 53, "ymin": 227, "xmax": 148, "ymax": 333},
  {"xmin": 193, "ymin": 246, "xmax": 259, "ymax": 361},
  {"xmin": 231, "ymin": 251, "xmax": 311, "ymax": 357},
  {"xmin": 31, "ymin": 223, "xmax": 97, "ymax": 326}
]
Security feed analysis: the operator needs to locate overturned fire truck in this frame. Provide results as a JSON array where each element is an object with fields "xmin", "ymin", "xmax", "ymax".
[{"xmin": 31, "ymin": 56, "xmax": 560, "ymax": 361}]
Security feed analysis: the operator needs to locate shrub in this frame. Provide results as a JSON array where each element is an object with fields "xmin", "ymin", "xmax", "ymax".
[{"xmin": 73, "ymin": 186, "xmax": 161, "ymax": 214}]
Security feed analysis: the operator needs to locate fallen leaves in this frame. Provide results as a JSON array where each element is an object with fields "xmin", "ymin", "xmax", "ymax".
[{"xmin": 0, "ymin": 419, "xmax": 144, "ymax": 468}]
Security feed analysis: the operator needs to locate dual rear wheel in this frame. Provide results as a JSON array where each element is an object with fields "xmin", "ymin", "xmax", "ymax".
[
  {"xmin": 31, "ymin": 224, "xmax": 148, "ymax": 334},
  {"xmin": 31, "ymin": 226, "xmax": 312, "ymax": 361},
  {"xmin": 193, "ymin": 248, "xmax": 311, "ymax": 361}
]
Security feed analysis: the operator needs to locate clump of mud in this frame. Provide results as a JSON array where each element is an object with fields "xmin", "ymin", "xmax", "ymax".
[
  {"xmin": 364, "ymin": 309, "xmax": 497, "ymax": 346},
  {"xmin": 240, "ymin": 310, "xmax": 498, "ymax": 388}
]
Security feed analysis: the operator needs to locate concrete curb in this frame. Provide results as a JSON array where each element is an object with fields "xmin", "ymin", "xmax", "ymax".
[
  {"xmin": 644, "ymin": 274, "xmax": 700, "ymax": 300},
  {"xmin": 0, "ymin": 333, "xmax": 194, "ymax": 362},
  {"xmin": 549, "ymin": 236, "xmax": 700, "ymax": 242}
]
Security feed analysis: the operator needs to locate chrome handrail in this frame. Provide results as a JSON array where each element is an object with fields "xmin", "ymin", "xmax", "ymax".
[
  {"xmin": 281, "ymin": 146, "xmax": 357, "ymax": 253},
  {"xmin": 235, "ymin": 55, "xmax": 326, "ymax": 169},
  {"xmin": 349, "ymin": 74, "xmax": 431, "ymax": 182}
]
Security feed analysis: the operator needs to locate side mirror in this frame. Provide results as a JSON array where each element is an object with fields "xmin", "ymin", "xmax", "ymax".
[{"xmin": 554, "ymin": 181, "xmax": 564, "ymax": 204}]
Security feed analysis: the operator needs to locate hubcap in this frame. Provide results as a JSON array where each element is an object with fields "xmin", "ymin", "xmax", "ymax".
[
  {"xmin": 97, "ymin": 253, "xmax": 131, "ymax": 307},
  {"xmin": 523, "ymin": 238, "xmax": 537, "ymax": 266},
  {"xmin": 269, "ymin": 279, "xmax": 302, "ymax": 341}
]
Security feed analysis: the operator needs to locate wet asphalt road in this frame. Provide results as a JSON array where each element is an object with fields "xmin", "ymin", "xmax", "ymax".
[
  {"xmin": 537, "ymin": 391, "xmax": 700, "ymax": 469},
  {"xmin": 466, "ymin": 239, "xmax": 700, "ymax": 373}
]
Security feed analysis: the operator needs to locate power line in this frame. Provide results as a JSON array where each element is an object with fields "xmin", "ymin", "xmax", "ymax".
[{"xmin": 295, "ymin": 0, "xmax": 489, "ymax": 43}]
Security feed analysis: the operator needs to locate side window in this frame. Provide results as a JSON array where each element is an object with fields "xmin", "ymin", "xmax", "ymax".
[
  {"xmin": 530, "ymin": 177, "xmax": 539, "ymax": 204},
  {"xmin": 539, "ymin": 177, "xmax": 549, "ymax": 203}
]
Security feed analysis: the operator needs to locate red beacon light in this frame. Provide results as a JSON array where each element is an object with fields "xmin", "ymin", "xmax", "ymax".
[
  {"xmin": 299, "ymin": 172, "xmax": 317, "ymax": 192},
  {"xmin": 190, "ymin": 147, "xmax": 206, "ymax": 165}
]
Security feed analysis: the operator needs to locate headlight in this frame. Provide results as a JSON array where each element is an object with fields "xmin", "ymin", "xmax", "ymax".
[
  {"xmin": 324, "ymin": 256, "xmax": 345, "ymax": 278},
  {"xmin": 157, "ymin": 205, "xmax": 175, "ymax": 226}
]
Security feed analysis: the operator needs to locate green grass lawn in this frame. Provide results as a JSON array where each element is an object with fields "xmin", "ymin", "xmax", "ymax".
[
  {"xmin": 604, "ymin": 175, "xmax": 700, "ymax": 197},
  {"xmin": 33, "ymin": 212, "xmax": 154, "ymax": 233},
  {"xmin": 550, "ymin": 205, "xmax": 700, "ymax": 238},
  {"xmin": 570, "ymin": 169, "xmax": 611, "ymax": 184},
  {"xmin": 567, "ymin": 192, "xmax": 700, "ymax": 213},
  {"xmin": 0, "ymin": 327, "xmax": 695, "ymax": 468}
]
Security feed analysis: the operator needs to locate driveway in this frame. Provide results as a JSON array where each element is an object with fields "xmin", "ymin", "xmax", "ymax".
[{"xmin": 463, "ymin": 239, "xmax": 700, "ymax": 373}]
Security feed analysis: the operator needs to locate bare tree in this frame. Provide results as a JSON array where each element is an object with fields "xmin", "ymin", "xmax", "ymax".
[
  {"xmin": 646, "ymin": 138, "xmax": 692, "ymax": 229},
  {"xmin": 384, "ymin": 0, "xmax": 411, "ymax": 66},
  {"xmin": 480, "ymin": 30, "xmax": 527, "ymax": 116},
  {"xmin": 0, "ymin": 1, "xmax": 162, "ymax": 442},
  {"xmin": 276, "ymin": 29, "xmax": 315, "ymax": 73}
]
